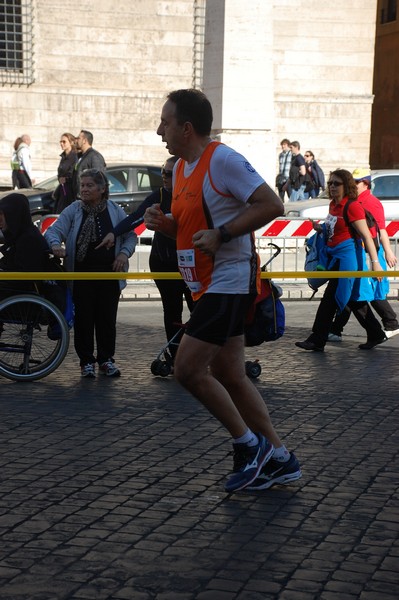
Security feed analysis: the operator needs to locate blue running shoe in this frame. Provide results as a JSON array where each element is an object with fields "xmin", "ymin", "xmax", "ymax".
[
  {"xmin": 246, "ymin": 452, "xmax": 302, "ymax": 490},
  {"xmin": 224, "ymin": 433, "xmax": 274, "ymax": 493}
]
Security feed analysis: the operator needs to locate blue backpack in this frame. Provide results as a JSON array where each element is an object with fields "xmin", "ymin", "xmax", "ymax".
[
  {"xmin": 245, "ymin": 279, "xmax": 285, "ymax": 347},
  {"xmin": 304, "ymin": 230, "xmax": 329, "ymax": 292}
]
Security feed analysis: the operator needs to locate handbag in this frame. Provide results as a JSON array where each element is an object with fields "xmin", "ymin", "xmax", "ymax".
[{"xmin": 275, "ymin": 173, "xmax": 286, "ymax": 188}]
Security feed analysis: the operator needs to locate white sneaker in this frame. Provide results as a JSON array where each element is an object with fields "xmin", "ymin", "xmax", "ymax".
[
  {"xmin": 384, "ymin": 328, "xmax": 399, "ymax": 339},
  {"xmin": 327, "ymin": 333, "xmax": 342, "ymax": 342},
  {"xmin": 81, "ymin": 363, "xmax": 95, "ymax": 378},
  {"xmin": 99, "ymin": 360, "xmax": 121, "ymax": 377}
]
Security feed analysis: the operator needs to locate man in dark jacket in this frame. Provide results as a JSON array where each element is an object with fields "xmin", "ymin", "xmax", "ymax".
[{"xmin": 71, "ymin": 130, "xmax": 106, "ymax": 199}]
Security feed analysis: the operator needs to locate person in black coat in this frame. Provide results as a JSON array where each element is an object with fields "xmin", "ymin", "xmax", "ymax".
[
  {"xmin": 96, "ymin": 156, "xmax": 194, "ymax": 361},
  {"xmin": 0, "ymin": 193, "xmax": 50, "ymax": 299},
  {"xmin": 53, "ymin": 132, "xmax": 78, "ymax": 213},
  {"xmin": 71, "ymin": 130, "xmax": 106, "ymax": 199},
  {"xmin": 304, "ymin": 150, "xmax": 325, "ymax": 198}
]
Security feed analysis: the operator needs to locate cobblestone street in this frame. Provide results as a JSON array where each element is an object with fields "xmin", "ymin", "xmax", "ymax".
[{"xmin": 0, "ymin": 301, "xmax": 398, "ymax": 599}]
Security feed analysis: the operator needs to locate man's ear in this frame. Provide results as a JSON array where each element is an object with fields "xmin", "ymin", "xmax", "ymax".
[{"xmin": 182, "ymin": 121, "xmax": 193, "ymax": 138}]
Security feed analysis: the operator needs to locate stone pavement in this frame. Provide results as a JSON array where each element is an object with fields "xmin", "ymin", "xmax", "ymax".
[{"xmin": 0, "ymin": 301, "xmax": 398, "ymax": 600}]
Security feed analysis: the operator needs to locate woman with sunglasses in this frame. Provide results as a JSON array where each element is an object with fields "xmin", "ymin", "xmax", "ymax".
[
  {"xmin": 96, "ymin": 156, "xmax": 194, "ymax": 366},
  {"xmin": 45, "ymin": 169, "xmax": 137, "ymax": 378},
  {"xmin": 304, "ymin": 151, "xmax": 325, "ymax": 198},
  {"xmin": 53, "ymin": 132, "xmax": 78, "ymax": 213},
  {"xmin": 296, "ymin": 168, "xmax": 386, "ymax": 352}
]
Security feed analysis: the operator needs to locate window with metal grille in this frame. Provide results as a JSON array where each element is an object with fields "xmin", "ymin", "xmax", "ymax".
[{"xmin": 0, "ymin": 0, "xmax": 34, "ymax": 85}]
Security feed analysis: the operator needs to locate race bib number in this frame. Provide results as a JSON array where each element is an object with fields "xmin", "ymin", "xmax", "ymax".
[
  {"xmin": 177, "ymin": 249, "xmax": 202, "ymax": 292},
  {"xmin": 325, "ymin": 214, "xmax": 337, "ymax": 241}
]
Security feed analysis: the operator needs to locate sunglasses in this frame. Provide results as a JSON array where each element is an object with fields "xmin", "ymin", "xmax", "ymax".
[
  {"xmin": 327, "ymin": 181, "xmax": 343, "ymax": 187},
  {"xmin": 304, "ymin": 154, "xmax": 311, "ymax": 157},
  {"xmin": 161, "ymin": 169, "xmax": 173, "ymax": 177}
]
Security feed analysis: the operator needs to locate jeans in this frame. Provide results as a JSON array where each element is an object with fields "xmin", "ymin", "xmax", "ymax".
[{"xmin": 289, "ymin": 184, "xmax": 306, "ymax": 202}]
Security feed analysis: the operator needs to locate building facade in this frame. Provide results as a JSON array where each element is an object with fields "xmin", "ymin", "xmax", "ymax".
[
  {"xmin": 0, "ymin": 0, "xmax": 382, "ymax": 186},
  {"xmin": 370, "ymin": 0, "xmax": 399, "ymax": 168}
]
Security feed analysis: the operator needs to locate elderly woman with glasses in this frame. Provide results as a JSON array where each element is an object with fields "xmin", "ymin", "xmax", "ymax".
[
  {"xmin": 45, "ymin": 169, "xmax": 137, "ymax": 378},
  {"xmin": 296, "ymin": 168, "xmax": 386, "ymax": 352},
  {"xmin": 96, "ymin": 156, "xmax": 194, "ymax": 367}
]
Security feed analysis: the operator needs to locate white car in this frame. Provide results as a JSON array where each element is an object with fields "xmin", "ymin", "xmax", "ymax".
[{"xmin": 284, "ymin": 169, "xmax": 399, "ymax": 220}]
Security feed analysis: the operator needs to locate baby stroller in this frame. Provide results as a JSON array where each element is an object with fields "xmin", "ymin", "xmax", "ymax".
[
  {"xmin": 244, "ymin": 243, "xmax": 284, "ymax": 378},
  {"xmin": 151, "ymin": 243, "xmax": 283, "ymax": 379}
]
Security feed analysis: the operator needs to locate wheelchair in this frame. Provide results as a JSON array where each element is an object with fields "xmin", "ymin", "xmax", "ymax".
[{"xmin": 0, "ymin": 293, "xmax": 70, "ymax": 382}]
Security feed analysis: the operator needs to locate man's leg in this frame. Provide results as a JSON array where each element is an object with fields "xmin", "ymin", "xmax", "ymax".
[
  {"xmin": 174, "ymin": 334, "xmax": 250, "ymax": 439},
  {"xmin": 349, "ymin": 301, "xmax": 387, "ymax": 348},
  {"xmin": 210, "ymin": 336, "xmax": 283, "ymax": 448},
  {"xmin": 371, "ymin": 299, "xmax": 399, "ymax": 331},
  {"xmin": 330, "ymin": 305, "xmax": 352, "ymax": 336}
]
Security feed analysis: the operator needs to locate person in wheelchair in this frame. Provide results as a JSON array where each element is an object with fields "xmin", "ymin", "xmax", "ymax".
[
  {"xmin": 0, "ymin": 192, "xmax": 66, "ymax": 340},
  {"xmin": 0, "ymin": 192, "xmax": 51, "ymax": 296}
]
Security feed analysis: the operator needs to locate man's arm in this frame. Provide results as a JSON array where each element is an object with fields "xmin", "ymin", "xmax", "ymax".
[
  {"xmin": 192, "ymin": 182, "xmax": 284, "ymax": 256},
  {"xmin": 380, "ymin": 228, "xmax": 397, "ymax": 268},
  {"xmin": 144, "ymin": 203, "xmax": 177, "ymax": 239}
]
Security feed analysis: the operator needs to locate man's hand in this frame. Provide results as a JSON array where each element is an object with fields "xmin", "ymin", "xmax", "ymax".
[
  {"xmin": 144, "ymin": 204, "xmax": 163, "ymax": 231},
  {"xmin": 112, "ymin": 252, "xmax": 128, "ymax": 272},
  {"xmin": 95, "ymin": 232, "xmax": 115, "ymax": 250},
  {"xmin": 192, "ymin": 229, "xmax": 221, "ymax": 256},
  {"xmin": 51, "ymin": 245, "xmax": 66, "ymax": 258},
  {"xmin": 144, "ymin": 204, "xmax": 177, "ymax": 238}
]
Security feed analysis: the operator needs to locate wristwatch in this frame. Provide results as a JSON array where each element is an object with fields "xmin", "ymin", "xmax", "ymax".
[{"xmin": 218, "ymin": 224, "xmax": 232, "ymax": 243}]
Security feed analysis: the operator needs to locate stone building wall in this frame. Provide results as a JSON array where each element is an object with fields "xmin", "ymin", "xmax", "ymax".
[
  {"xmin": 204, "ymin": 0, "xmax": 378, "ymax": 182},
  {"xmin": 0, "ymin": 0, "xmax": 379, "ymax": 186},
  {"xmin": 0, "ymin": 0, "xmax": 195, "ymax": 182}
]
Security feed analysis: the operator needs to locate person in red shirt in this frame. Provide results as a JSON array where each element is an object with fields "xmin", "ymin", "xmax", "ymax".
[
  {"xmin": 296, "ymin": 169, "xmax": 386, "ymax": 352},
  {"xmin": 328, "ymin": 168, "xmax": 399, "ymax": 341}
]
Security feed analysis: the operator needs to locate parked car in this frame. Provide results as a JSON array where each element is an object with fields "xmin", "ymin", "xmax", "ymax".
[
  {"xmin": 284, "ymin": 170, "xmax": 399, "ymax": 220},
  {"xmin": 0, "ymin": 163, "xmax": 163, "ymax": 222}
]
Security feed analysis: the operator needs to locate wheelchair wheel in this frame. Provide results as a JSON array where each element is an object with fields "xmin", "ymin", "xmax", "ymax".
[{"xmin": 0, "ymin": 294, "xmax": 69, "ymax": 382}]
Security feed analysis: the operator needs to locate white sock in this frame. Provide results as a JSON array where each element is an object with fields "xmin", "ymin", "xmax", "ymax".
[
  {"xmin": 273, "ymin": 446, "xmax": 290, "ymax": 462},
  {"xmin": 233, "ymin": 429, "xmax": 259, "ymax": 447}
]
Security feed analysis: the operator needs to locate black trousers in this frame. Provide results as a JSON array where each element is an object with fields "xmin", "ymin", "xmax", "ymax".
[
  {"xmin": 149, "ymin": 253, "xmax": 194, "ymax": 358},
  {"xmin": 307, "ymin": 278, "xmax": 385, "ymax": 348},
  {"xmin": 331, "ymin": 298, "xmax": 399, "ymax": 335},
  {"xmin": 72, "ymin": 279, "xmax": 120, "ymax": 366},
  {"xmin": 16, "ymin": 170, "xmax": 32, "ymax": 188}
]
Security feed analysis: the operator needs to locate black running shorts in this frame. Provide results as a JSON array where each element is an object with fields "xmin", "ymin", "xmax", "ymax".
[{"xmin": 185, "ymin": 293, "xmax": 254, "ymax": 346}]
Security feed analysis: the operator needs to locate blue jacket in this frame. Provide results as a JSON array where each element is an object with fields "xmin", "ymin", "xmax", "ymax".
[
  {"xmin": 321, "ymin": 238, "xmax": 377, "ymax": 311},
  {"xmin": 44, "ymin": 200, "xmax": 137, "ymax": 291}
]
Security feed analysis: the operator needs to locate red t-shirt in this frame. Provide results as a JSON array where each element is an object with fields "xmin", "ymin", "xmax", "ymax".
[
  {"xmin": 325, "ymin": 197, "xmax": 367, "ymax": 247},
  {"xmin": 358, "ymin": 188, "xmax": 385, "ymax": 233}
]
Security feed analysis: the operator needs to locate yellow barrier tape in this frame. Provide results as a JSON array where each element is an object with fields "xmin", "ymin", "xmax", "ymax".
[{"xmin": 0, "ymin": 271, "xmax": 398, "ymax": 280}]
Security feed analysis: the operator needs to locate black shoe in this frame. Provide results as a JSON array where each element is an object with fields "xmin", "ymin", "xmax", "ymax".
[
  {"xmin": 295, "ymin": 340, "xmax": 324, "ymax": 352},
  {"xmin": 358, "ymin": 336, "xmax": 387, "ymax": 350}
]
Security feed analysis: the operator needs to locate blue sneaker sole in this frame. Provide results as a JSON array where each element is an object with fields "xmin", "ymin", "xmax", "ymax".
[
  {"xmin": 247, "ymin": 469, "xmax": 302, "ymax": 491},
  {"xmin": 224, "ymin": 442, "xmax": 274, "ymax": 493}
]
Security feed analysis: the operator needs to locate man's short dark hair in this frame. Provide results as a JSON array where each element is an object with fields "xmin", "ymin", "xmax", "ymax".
[
  {"xmin": 167, "ymin": 89, "xmax": 213, "ymax": 136},
  {"xmin": 290, "ymin": 141, "xmax": 300, "ymax": 150},
  {"xmin": 80, "ymin": 130, "xmax": 93, "ymax": 145}
]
